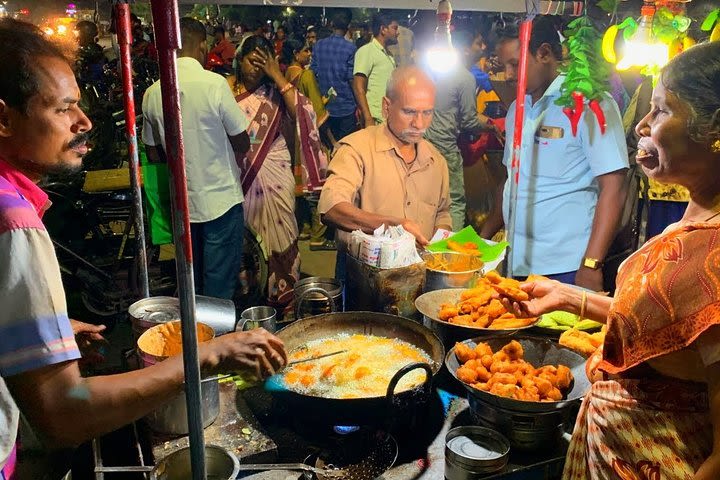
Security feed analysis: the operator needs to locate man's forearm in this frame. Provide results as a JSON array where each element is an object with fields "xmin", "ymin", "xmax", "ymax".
[
  {"xmin": 480, "ymin": 185, "xmax": 505, "ymax": 239},
  {"xmin": 8, "ymin": 355, "xmax": 186, "ymax": 447},
  {"xmin": 352, "ymin": 76, "xmax": 372, "ymax": 124},
  {"xmin": 583, "ymin": 170, "xmax": 628, "ymax": 262},
  {"xmin": 323, "ymin": 202, "xmax": 398, "ymax": 233},
  {"xmin": 7, "ymin": 340, "xmax": 230, "ymax": 448}
]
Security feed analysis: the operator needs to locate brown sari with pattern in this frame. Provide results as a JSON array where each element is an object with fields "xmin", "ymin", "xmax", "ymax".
[{"xmin": 563, "ymin": 223, "xmax": 720, "ymax": 480}]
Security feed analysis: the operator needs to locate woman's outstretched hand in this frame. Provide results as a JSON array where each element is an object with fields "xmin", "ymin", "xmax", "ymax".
[{"xmin": 499, "ymin": 280, "xmax": 574, "ymax": 318}]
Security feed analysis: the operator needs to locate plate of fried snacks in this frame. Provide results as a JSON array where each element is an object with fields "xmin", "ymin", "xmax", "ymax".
[
  {"xmin": 426, "ymin": 226, "xmax": 508, "ymax": 273},
  {"xmin": 446, "ymin": 337, "xmax": 590, "ymax": 412},
  {"xmin": 416, "ymin": 271, "xmax": 539, "ymax": 333}
]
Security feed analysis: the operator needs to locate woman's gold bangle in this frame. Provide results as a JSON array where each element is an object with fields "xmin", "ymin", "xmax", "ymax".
[
  {"xmin": 580, "ymin": 291, "xmax": 587, "ymax": 320},
  {"xmin": 279, "ymin": 82, "xmax": 294, "ymax": 95}
]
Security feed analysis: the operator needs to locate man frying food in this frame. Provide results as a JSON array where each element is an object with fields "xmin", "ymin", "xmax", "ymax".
[{"xmin": 0, "ymin": 19, "xmax": 286, "ymax": 478}]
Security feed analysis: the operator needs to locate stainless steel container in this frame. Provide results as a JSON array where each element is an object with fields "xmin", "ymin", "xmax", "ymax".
[
  {"xmin": 151, "ymin": 444, "xmax": 239, "ymax": 480},
  {"xmin": 136, "ymin": 321, "xmax": 220, "ymax": 435},
  {"xmin": 294, "ymin": 277, "xmax": 343, "ymax": 320},
  {"xmin": 128, "ymin": 296, "xmax": 179, "ymax": 341},
  {"xmin": 445, "ymin": 426, "xmax": 510, "ymax": 479},
  {"xmin": 238, "ymin": 305, "xmax": 277, "ymax": 333},
  {"xmin": 468, "ymin": 396, "xmax": 572, "ymax": 451},
  {"xmin": 145, "ymin": 380, "xmax": 220, "ymax": 435},
  {"xmin": 422, "ymin": 252, "xmax": 483, "ymax": 293},
  {"xmin": 129, "ymin": 295, "xmax": 237, "ymax": 339}
]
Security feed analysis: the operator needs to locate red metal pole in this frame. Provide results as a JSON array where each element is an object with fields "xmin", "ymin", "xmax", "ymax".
[
  {"xmin": 115, "ymin": 3, "xmax": 149, "ymax": 298},
  {"xmin": 505, "ymin": 19, "xmax": 533, "ymax": 278},
  {"xmin": 148, "ymin": 1, "xmax": 206, "ymax": 478}
]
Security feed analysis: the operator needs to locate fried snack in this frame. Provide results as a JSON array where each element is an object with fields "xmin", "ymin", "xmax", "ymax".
[
  {"xmin": 438, "ymin": 272, "xmax": 537, "ymax": 329},
  {"xmin": 454, "ymin": 340, "xmax": 574, "ymax": 403},
  {"xmin": 425, "ymin": 252, "xmax": 484, "ymax": 272},
  {"xmin": 447, "ymin": 240, "xmax": 482, "ymax": 257},
  {"xmin": 558, "ymin": 326, "xmax": 607, "ymax": 357}
]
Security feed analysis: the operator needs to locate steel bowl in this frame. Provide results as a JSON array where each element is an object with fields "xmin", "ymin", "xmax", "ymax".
[
  {"xmin": 422, "ymin": 252, "xmax": 483, "ymax": 293},
  {"xmin": 415, "ymin": 289, "xmax": 538, "ymax": 348},
  {"xmin": 445, "ymin": 335, "xmax": 590, "ymax": 413}
]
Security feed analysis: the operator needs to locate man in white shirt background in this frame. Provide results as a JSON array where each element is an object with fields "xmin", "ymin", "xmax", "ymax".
[{"xmin": 143, "ymin": 17, "xmax": 250, "ymax": 299}]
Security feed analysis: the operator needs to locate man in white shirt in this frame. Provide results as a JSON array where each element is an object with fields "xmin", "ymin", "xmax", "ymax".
[{"xmin": 143, "ymin": 17, "xmax": 250, "ymax": 299}]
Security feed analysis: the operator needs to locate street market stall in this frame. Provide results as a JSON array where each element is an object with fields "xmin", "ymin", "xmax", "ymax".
[{"xmin": 81, "ymin": 0, "xmax": 720, "ymax": 478}]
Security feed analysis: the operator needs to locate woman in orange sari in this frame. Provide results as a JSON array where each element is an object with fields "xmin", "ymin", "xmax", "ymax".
[
  {"xmin": 229, "ymin": 35, "xmax": 328, "ymax": 313},
  {"xmin": 507, "ymin": 42, "xmax": 720, "ymax": 479}
]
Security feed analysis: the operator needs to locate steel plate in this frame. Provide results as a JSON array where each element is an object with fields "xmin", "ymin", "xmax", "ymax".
[{"xmin": 415, "ymin": 289, "xmax": 538, "ymax": 347}]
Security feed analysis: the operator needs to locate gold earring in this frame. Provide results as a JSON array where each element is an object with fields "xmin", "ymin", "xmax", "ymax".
[{"xmin": 712, "ymin": 140, "xmax": 720, "ymax": 153}]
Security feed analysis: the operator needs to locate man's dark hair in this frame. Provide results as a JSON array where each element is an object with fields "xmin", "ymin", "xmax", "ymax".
[
  {"xmin": 180, "ymin": 17, "xmax": 207, "ymax": 47},
  {"xmin": 331, "ymin": 9, "xmax": 352, "ymax": 32},
  {"xmin": 213, "ymin": 25, "xmax": 225, "ymax": 37},
  {"xmin": 496, "ymin": 15, "xmax": 563, "ymax": 61},
  {"xmin": 371, "ymin": 13, "xmax": 395, "ymax": 37},
  {"xmin": 76, "ymin": 20, "xmax": 98, "ymax": 39},
  {"xmin": 452, "ymin": 30, "xmax": 474, "ymax": 51},
  {"xmin": 0, "ymin": 18, "xmax": 70, "ymax": 113}
]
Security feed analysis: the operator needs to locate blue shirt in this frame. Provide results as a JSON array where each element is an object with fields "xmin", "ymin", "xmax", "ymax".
[
  {"xmin": 502, "ymin": 75, "xmax": 629, "ymax": 276},
  {"xmin": 311, "ymin": 34, "xmax": 357, "ymax": 118}
]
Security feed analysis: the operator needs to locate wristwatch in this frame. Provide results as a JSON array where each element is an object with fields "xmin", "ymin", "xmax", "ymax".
[{"xmin": 582, "ymin": 257, "xmax": 604, "ymax": 270}]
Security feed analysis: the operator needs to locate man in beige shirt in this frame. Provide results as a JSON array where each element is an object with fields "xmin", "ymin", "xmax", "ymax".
[{"xmin": 319, "ymin": 66, "xmax": 451, "ymax": 279}]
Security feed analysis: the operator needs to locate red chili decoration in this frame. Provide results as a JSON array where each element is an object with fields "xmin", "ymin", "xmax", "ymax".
[
  {"xmin": 563, "ymin": 91, "xmax": 585, "ymax": 137},
  {"xmin": 588, "ymin": 99, "xmax": 607, "ymax": 134}
]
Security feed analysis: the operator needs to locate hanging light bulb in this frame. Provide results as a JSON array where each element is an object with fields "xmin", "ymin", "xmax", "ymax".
[
  {"xmin": 616, "ymin": 2, "xmax": 670, "ymax": 71},
  {"xmin": 424, "ymin": 0, "xmax": 459, "ymax": 75}
]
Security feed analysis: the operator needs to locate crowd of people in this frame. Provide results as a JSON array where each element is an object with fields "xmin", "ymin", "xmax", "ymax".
[{"xmin": 2, "ymin": 6, "xmax": 720, "ymax": 480}]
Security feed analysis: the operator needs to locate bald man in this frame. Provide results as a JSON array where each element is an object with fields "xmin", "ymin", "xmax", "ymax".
[{"xmin": 319, "ymin": 66, "xmax": 451, "ymax": 279}]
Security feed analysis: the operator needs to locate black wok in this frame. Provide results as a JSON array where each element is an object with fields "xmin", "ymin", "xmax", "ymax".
[
  {"xmin": 269, "ymin": 311, "xmax": 445, "ymax": 425},
  {"xmin": 445, "ymin": 335, "xmax": 590, "ymax": 413}
]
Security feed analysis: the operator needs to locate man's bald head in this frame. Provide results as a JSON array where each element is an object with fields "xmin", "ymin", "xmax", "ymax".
[
  {"xmin": 385, "ymin": 66, "xmax": 436, "ymax": 102},
  {"xmin": 382, "ymin": 66, "xmax": 436, "ymax": 145}
]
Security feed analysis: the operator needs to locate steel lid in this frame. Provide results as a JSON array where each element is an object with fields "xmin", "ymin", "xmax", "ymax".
[{"xmin": 445, "ymin": 426, "xmax": 510, "ymax": 471}]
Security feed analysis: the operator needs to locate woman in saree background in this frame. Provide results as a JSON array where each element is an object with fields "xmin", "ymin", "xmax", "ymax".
[
  {"xmin": 506, "ymin": 42, "xmax": 720, "ymax": 480},
  {"xmin": 229, "ymin": 35, "xmax": 328, "ymax": 315}
]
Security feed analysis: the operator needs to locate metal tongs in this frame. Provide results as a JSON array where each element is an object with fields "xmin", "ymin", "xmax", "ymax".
[
  {"xmin": 236, "ymin": 462, "xmax": 346, "ymax": 477},
  {"xmin": 205, "ymin": 350, "xmax": 347, "ymax": 383}
]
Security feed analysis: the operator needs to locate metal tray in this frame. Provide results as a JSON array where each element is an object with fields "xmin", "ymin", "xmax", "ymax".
[
  {"xmin": 415, "ymin": 289, "xmax": 539, "ymax": 338},
  {"xmin": 445, "ymin": 335, "xmax": 590, "ymax": 413}
]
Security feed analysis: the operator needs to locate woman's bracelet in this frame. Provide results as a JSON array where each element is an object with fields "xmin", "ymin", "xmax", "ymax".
[
  {"xmin": 579, "ymin": 290, "xmax": 588, "ymax": 320},
  {"xmin": 279, "ymin": 82, "xmax": 294, "ymax": 95}
]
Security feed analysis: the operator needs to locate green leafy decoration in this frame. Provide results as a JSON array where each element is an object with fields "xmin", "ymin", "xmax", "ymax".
[
  {"xmin": 555, "ymin": 15, "xmax": 611, "ymax": 109},
  {"xmin": 653, "ymin": 7, "xmax": 691, "ymax": 44},
  {"xmin": 701, "ymin": 9, "xmax": 720, "ymax": 31}
]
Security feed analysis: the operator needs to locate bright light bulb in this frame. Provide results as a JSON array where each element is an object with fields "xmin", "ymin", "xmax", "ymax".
[
  {"xmin": 57, "ymin": 24, "xmax": 67, "ymax": 34},
  {"xmin": 616, "ymin": 39, "xmax": 668, "ymax": 70},
  {"xmin": 424, "ymin": 46, "xmax": 459, "ymax": 75},
  {"xmin": 616, "ymin": 10, "xmax": 669, "ymax": 71}
]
